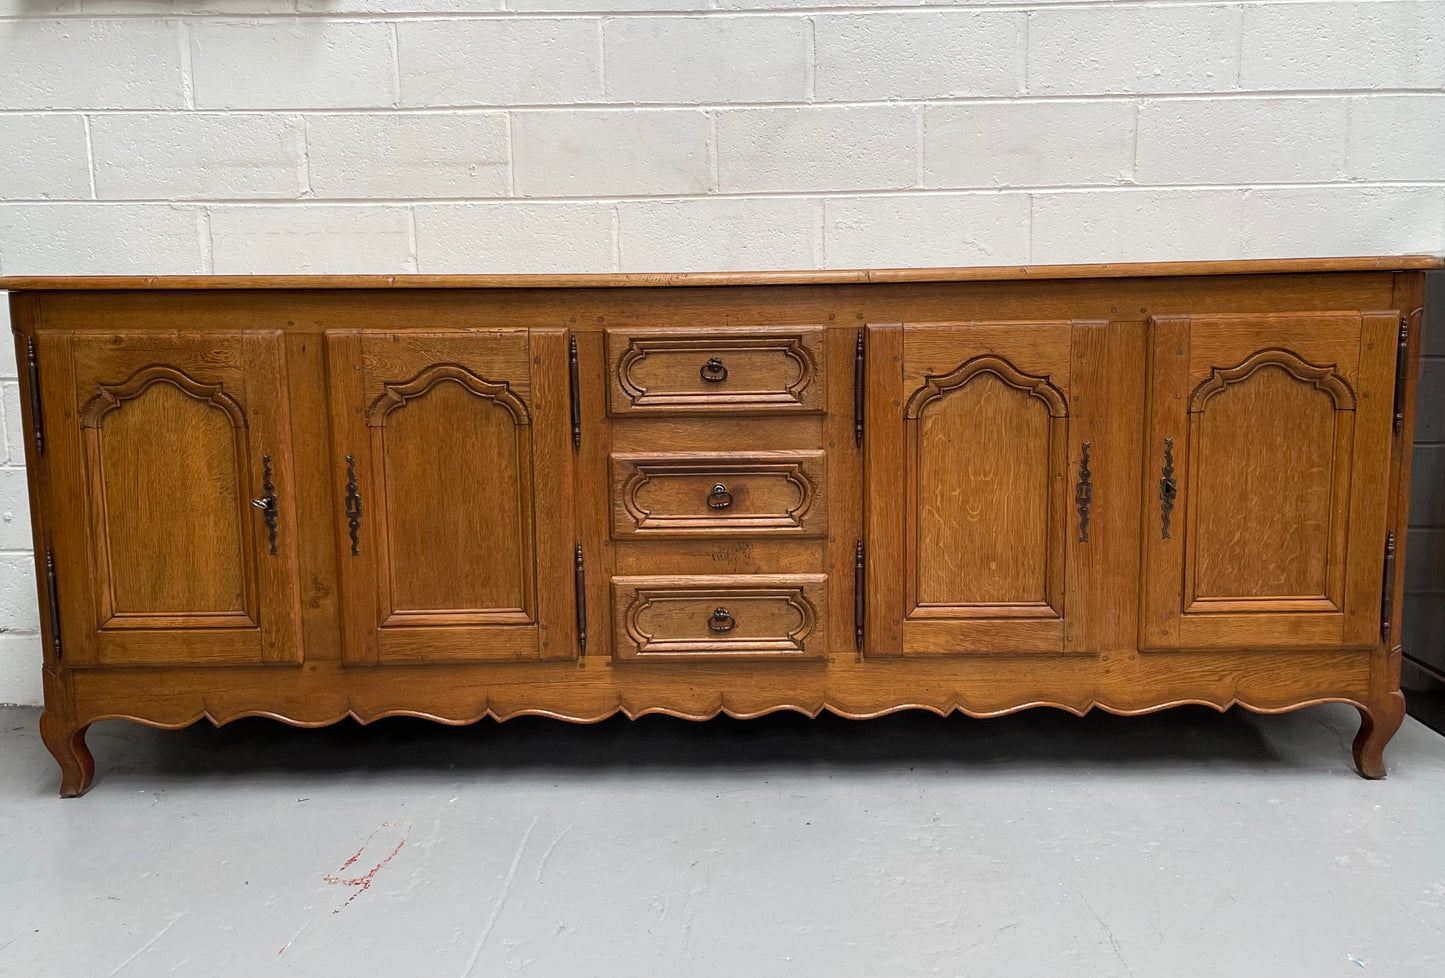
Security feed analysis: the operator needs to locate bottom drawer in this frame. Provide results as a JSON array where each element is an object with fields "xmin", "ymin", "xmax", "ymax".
[{"xmin": 611, "ymin": 574, "xmax": 828, "ymax": 660}]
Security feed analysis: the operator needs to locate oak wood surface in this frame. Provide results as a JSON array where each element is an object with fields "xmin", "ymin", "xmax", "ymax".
[
  {"xmin": 892, "ymin": 322, "xmax": 1080, "ymax": 655},
  {"xmin": 10, "ymin": 259, "xmax": 1429, "ymax": 794},
  {"xmin": 611, "ymin": 574, "xmax": 828, "ymax": 660},
  {"xmin": 2, "ymin": 255, "xmax": 1439, "ymax": 292},
  {"xmin": 610, "ymin": 451, "xmax": 828, "ymax": 538},
  {"xmin": 606, "ymin": 325, "xmax": 826, "ymax": 415},
  {"xmin": 1140, "ymin": 312, "xmax": 1396, "ymax": 651}
]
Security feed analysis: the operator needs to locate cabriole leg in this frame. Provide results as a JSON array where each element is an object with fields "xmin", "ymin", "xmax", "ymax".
[
  {"xmin": 1352, "ymin": 691, "xmax": 1406, "ymax": 780},
  {"xmin": 39, "ymin": 711, "xmax": 95, "ymax": 798}
]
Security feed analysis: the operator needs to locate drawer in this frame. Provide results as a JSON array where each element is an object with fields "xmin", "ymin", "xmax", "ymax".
[
  {"xmin": 612, "ymin": 574, "xmax": 828, "ymax": 660},
  {"xmin": 611, "ymin": 451, "xmax": 827, "ymax": 538},
  {"xmin": 607, "ymin": 326, "xmax": 826, "ymax": 415}
]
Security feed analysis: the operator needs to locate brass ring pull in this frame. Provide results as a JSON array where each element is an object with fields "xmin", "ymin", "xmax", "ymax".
[
  {"xmin": 700, "ymin": 357, "xmax": 728, "ymax": 383},
  {"xmin": 707, "ymin": 483, "xmax": 733, "ymax": 510},
  {"xmin": 708, "ymin": 607, "xmax": 736, "ymax": 633}
]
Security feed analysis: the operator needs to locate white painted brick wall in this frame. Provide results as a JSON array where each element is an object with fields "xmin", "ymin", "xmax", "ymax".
[
  {"xmin": 603, "ymin": 17, "xmax": 809, "ymax": 103},
  {"xmin": 307, "ymin": 113, "xmax": 510, "ymax": 198},
  {"xmin": 513, "ymin": 110, "xmax": 711, "ymax": 197},
  {"xmin": 190, "ymin": 21, "xmax": 399, "ymax": 109},
  {"xmin": 91, "ymin": 113, "xmax": 307, "ymax": 199},
  {"xmin": 0, "ymin": 0, "xmax": 1442, "ymax": 703},
  {"xmin": 400, "ymin": 19, "xmax": 603, "ymax": 106},
  {"xmin": 1135, "ymin": 98, "xmax": 1350, "ymax": 185},
  {"xmin": 814, "ymin": 12, "xmax": 1025, "ymax": 100},
  {"xmin": 210, "ymin": 204, "xmax": 413, "ymax": 273},
  {"xmin": 716, "ymin": 106, "xmax": 917, "ymax": 192}
]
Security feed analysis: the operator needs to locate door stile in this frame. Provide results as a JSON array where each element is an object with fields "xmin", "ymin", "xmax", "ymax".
[
  {"xmin": 1139, "ymin": 316, "xmax": 1191, "ymax": 649},
  {"xmin": 530, "ymin": 328, "xmax": 579, "ymax": 660},
  {"xmin": 1342, "ymin": 312, "xmax": 1402, "ymax": 646},
  {"xmin": 34, "ymin": 332, "xmax": 99, "ymax": 665},
  {"xmin": 863, "ymin": 324, "xmax": 905, "ymax": 657},
  {"xmin": 325, "ymin": 330, "xmax": 379, "ymax": 665},
  {"xmin": 1064, "ymin": 321, "xmax": 1108, "ymax": 653},
  {"xmin": 244, "ymin": 332, "xmax": 303, "ymax": 664}
]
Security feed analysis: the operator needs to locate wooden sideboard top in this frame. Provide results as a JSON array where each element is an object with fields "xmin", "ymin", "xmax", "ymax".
[{"xmin": 2, "ymin": 255, "xmax": 1439, "ymax": 291}]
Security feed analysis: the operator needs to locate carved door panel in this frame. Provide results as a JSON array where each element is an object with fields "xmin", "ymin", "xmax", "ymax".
[
  {"xmin": 1140, "ymin": 312, "xmax": 1399, "ymax": 650},
  {"xmin": 326, "ymin": 329, "xmax": 577, "ymax": 663},
  {"xmin": 864, "ymin": 321, "xmax": 1098, "ymax": 655},
  {"xmin": 40, "ymin": 331, "xmax": 302, "ymax": 666}
]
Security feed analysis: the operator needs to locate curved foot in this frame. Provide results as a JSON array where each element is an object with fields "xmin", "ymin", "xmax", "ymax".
[
  {"xmin": 39, "ymin": 711, "xmax": 95, "ymax": 798},
  {"xmin": 1353, "ymin": 691, "xmax": 1407, "ymax": 780}
]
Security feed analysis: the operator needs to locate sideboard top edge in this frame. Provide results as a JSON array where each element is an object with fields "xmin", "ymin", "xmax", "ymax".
[{"xmin": 2, "ymin": 256, "xmax": 1440, "ymax": 291}]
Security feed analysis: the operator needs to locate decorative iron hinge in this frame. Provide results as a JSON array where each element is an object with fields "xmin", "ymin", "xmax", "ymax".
[
  {"xmin": 1160, "ymin": 438, "xmax": 1177, "ymax": 539},
  {"xmin": 1380, "ymin": 531, "xmax": 1396, "ymax": 639},
  {"xmin": 250, "ymin": 454, "xmax": 278, "ymax": 556},
  {"xmin": 1393, "ymin": 316, "xmax": 1409, "ymax": 435},
  {"xmin": 44, "ymin": 547, "xmax": 62, "ymax": 662},
  {"xmin": 574, "ymin": 543, "xmax": 587, "ymax": 655},
  {"xmin": 854, "ymin": 539, "xmax": 865, "ymax": 651},
  {"xmin": 25, "ymin": 336, "xmax": 44, "ymax": 455},
  {"xmin": 1075, "ymin": 441, "xmax": 1092, "ymax": 543},
  {"xmin": 344, "ymin": 454, "xmax": 362, "ymax": 556},
  {"xmin": 568, "ymin": 334, "xmax": 582, "ymax": 452},
  {"xmin": 854, "ymin": 331, "xmax": 865, "ymax": 446}
]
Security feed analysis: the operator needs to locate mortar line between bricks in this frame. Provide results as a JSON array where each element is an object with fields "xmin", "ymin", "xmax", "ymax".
[
  {"xmin": 175, "ymin": 20, "xmax": 195, "ymax": 111},
  {"xmin": 504, "ymin": 112, "xmax": 517, "ymax": 196},
  {"xmin": 5, "ymin": 91, "xmax": 1443, "ymax": 114},
  {"xmin": 0, "ymin": 2, "xmax": 1422, "ymax": 23},
  {"xmin": 2, "ymin": 181, "xmax": 1442, "ymax": 207},
  {"xmin": 404, "ymin": 207, "xmax": 418, "ymax": 273},
  {"xmin": 81, "ymin": 116, "xmax": 97, "ymax": 201}
]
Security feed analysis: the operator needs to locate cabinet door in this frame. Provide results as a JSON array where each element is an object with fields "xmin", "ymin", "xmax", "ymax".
[
  {"xmin": 326, "ymin": 329, "xmax": 577, "ymax": 663},
  {"xmin": 1140, "ymin": 312, "xmax": 1398, "ymax": 650},
  {"xmin": 40, "ymin": 331, "xmax": 302, "ymax": 666},
  {"xmin": 864, "ymin": 321, "xmax": 1096, "ymax": 655}
]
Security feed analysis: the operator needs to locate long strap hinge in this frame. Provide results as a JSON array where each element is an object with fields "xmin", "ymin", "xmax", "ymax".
[
  {"xmin": 854, "ymin": 539, "xmax": 865, "ymax": 651},
  {"xmin": 25, "ymin": 336, "xmax": 44, "ymax": 455},
  {"xmin": 854, "ymin": 330, "xmax": 865, "ymax": 446},
  {"xmin": 568, "ymin": 334, "xmax": 582, "ymax": 452},
  {"xmin": 1380, "ymin": 530, "xmax": 1396, "ymax": 640},
  {"xmin": 1393, "ymin": 316, "xmax": 1409, "ymax": 435},
  {"xmin": 574, "ymin": 543, "xmax": 587, "ymax": 655},
  {"xmin": 45, "ymin": 547, "xmax": 62, "ymax": 662}
]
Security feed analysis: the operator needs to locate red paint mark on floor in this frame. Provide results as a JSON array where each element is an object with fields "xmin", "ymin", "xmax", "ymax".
[{"xmin": 323, "ymin": 821, "xmax": 410, "ymax": 914}]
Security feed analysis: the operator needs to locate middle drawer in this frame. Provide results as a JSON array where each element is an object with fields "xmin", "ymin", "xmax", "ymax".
[{"xmin": 611, "ymin": 451, "xmax": 828, "ymax": 538}]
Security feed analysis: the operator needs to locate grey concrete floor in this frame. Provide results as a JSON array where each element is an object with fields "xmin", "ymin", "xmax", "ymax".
[{"xmin": 2, "ymin": 704, "xmax": 1444, "ymax": 977}]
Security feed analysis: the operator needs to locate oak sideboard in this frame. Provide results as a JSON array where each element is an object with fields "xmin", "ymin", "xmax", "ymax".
[{"xmin": 5, "ymin": 256, "xmax": 1438, "ymax": 796}]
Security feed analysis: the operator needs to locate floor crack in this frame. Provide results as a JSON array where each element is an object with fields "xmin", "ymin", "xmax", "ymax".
[{"xmin": 461, "ymin": 816, "xmax": 539, "ymax": 977}]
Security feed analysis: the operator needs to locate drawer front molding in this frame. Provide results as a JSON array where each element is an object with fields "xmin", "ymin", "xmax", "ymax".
[
  {"xmin": 607, "ymin": 326, "xmax": 826, "ymax": 414},
  {"xmin": 612, "ymin": 575, "xmax": 828, "ymax": 660},
  {"xmin": 611, "ymin": 451, "xmax": 827, "ymax": 538}
]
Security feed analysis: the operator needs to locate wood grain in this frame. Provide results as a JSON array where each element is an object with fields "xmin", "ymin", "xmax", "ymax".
[
  {"xmin": 8, "ymin": 258, "xmax": 1429, "ymax": 795},
  {"xmin": 611, "ymin": 451, "xmax": 827, "ymax": 538},
  {"xmin": 606, "ymin": 326, "xmax": 826, "ymax": 415},
  {"xmin": 2, "ymin": 255, "xmax": 1438, "ymax": 292}
]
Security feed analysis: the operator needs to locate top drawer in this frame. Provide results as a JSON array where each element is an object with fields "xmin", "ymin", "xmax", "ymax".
[{"xmin": 606, "ymin": 326, "xmax": 826, "ymax": 415}]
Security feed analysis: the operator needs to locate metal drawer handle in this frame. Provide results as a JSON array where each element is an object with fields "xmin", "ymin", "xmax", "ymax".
[
  {"xmin": 708, "ymin": 607, "xmax": 736, "ymax": 633},
  {"xmin": 700, "ymin": 357, "xmax": 728, "ymax": 383},
  {"xmin": 707, "ymin": 483, "xmax": 734, "ymax": 510}
]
